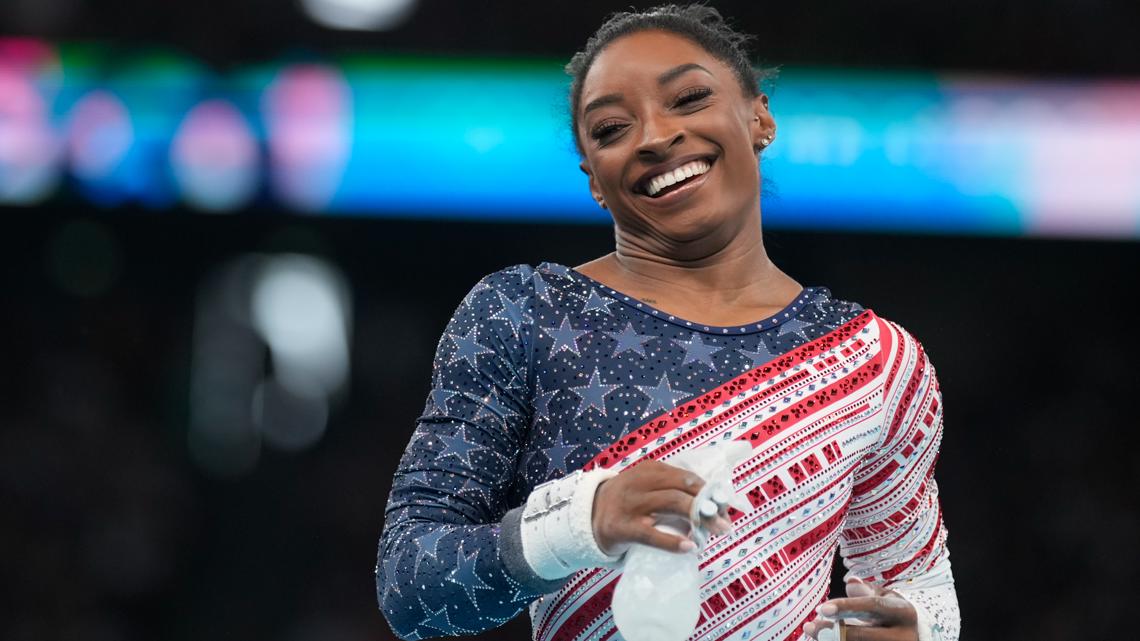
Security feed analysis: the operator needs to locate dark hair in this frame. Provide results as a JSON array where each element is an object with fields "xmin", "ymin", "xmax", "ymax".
[{"xmin": 565, "ymin": 3, "xmax": 771, "ymax": 152}]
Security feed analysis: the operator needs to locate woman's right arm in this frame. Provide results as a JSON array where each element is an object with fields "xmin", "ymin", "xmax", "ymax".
[
  {"xmin": 376, "ymin": 266, "xmax": 567, "ymax": 639},
  {"xmin": 376, "ymin": 266, "xmax": 719, "ymax": 639}
]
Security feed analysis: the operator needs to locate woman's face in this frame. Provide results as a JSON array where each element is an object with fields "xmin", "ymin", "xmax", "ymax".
[{"xmin": 577, "ymin": 30, "xmax": 775, "ymax": 244}]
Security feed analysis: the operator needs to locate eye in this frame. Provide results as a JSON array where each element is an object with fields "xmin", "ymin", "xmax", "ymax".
[
  {"xmin": 590, "ymin": 119, "xmax": 627, "ymax": 143},
  {"xmin": 673, "ymin": 86, "xmax": 713, "ymax": 108}
]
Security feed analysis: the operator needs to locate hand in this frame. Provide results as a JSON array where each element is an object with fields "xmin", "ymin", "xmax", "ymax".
[
  {"xmin": 802, "ymin": 578, "xmax": 918, "ymax": 641},
  {"xmin": 591, "ymin": 460, "xmax": 732, "ymax": 555}
]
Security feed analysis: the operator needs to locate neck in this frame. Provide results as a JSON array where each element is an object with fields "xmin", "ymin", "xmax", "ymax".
[{"xmin": 608, "ymin": 210, "xmax": 791, "ymax": 300}]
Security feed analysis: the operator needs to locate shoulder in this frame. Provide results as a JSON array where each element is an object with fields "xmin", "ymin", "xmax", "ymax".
[
  {"xmin": 807, "ymin": 288, "xmax": 925, "ymax": 353},
  {"xmin": 466, "ymin": 264, "xmax": 539, "ymax": 298},
  {"xmin": 448, "ymin": 264, "xmax": 540, "ymax": 319},
  {"xmin": 798, "ymin": 287, "xmax": 868, "ymax": 337},
  {"xmin": 868, "ymin": 314, "xmax": 928, "ymax": 358},
  {"xmin": 436, "ymin": 265, "xmax": 540, "ymax": 366},
  {"xmin": 862, "ymin": 313, "xmax": 941, "ymax": 410},
  {"xmin": 446, "ymin": 265, "xmax": 541, "ymax": 333},
  {"xmin": 806, "ymin": 289, "xmax": 932, "ymax": 378}
]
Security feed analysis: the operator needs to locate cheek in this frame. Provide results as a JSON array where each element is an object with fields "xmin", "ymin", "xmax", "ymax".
[
  {"xmin": 724, "ymin": 144, "xmax": 760, "ymax": 189},
  {"xmin": 593, "ymin": 157, "xmax": 628, "ymax": 194},
  {"xmin": 714, "ymin": 120, "xmax": 758, "ymax": 166}
]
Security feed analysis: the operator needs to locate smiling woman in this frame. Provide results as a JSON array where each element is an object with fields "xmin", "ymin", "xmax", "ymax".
[{"xmin": 376, "ymin": 5, "xmax": 961, "ymax": 641}]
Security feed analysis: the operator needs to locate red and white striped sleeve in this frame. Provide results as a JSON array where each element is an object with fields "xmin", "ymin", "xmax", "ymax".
[{"xmin": 839, "ymin": 318, "xmax": 961, "ymax": 641}]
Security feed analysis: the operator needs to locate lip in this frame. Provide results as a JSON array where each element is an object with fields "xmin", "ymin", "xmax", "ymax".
[
  {"xmin": 631, "ymin": 153, "xmax": 717, "ymax": 206},
  {"xmin": 631, "ymin": 153, "xmax": 717, "ymax": 197}
]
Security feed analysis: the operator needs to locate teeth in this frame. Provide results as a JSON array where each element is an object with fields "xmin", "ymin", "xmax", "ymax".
[{"xmin": 645, "ymin": 159, "xmax": 711, "ymax": 197}]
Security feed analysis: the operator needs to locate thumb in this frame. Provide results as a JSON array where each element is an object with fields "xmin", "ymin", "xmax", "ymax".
[{"xmin": 845, "ymin": 578, "xmax": 877, "ymax": 598}]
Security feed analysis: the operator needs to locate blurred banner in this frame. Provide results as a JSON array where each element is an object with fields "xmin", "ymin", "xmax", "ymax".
[{"xmin": 3, "ymin": 37, "xmax": 1139, "ymax": 238}]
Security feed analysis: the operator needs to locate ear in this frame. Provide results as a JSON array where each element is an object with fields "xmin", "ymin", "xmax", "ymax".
[
  {"xmin": 580, "ymin": 160, "xmax": 607, "ymax": 209},
  {"xmin": 750, "ymin": 93, "xmax": 777, "ymax": 153}
]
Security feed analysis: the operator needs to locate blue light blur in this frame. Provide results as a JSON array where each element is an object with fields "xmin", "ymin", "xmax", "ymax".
[{"xmin": 3, "ymin": 40, "xmax": 1139, "ymax": 238}]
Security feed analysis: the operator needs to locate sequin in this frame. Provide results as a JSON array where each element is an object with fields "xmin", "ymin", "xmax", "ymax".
[{"xmin": 376, "ymin": 263, "xmax": 956, "ymax": 641}]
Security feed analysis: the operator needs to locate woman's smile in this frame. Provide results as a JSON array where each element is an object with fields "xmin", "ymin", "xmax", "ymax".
[
  {"xmin": 576, "ymin": 29, "xmax": 773, "ymax": 245},
  {"xmin": 632, "ymin": 154, "xmax": 716, "ymax": 207},
  {"xmin": 380, "ymin": 7, "xmax": 960, "ymax": 641},
  {"xmin": 634, "ymin": 154, "xmax": 714, "ymax": 196}
]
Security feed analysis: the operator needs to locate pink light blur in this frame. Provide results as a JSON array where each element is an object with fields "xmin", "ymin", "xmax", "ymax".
[
  {"xmin": 0, "ymin": 37, "xmax": 59, "ymax": 74},
  {"xmin": 68, "ymin": 90, "xmax": 134, "ymax": 181},
  {"xmin": 0, "ymin": 46, "xmax": 61, "ymax": 204},
  {"xmin": 260, "ymin": 64, "xmax": 353, "ymax": 212},
  {"xmin": 1021, "ymin": 84, "xmax": 1140, "ymax": 237},
  {"xmin": 171, "ymin": 99, "xmax": 260, "ymax": 212}
]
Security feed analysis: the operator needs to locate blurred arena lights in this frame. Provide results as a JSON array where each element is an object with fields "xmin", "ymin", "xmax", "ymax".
[
  {"xmin": 67, "ymin": 91, "xmax": 134, "ymax": 185},
  {"xmin": 189, "ymin": 255, "xmax": 265, "ymax": 478},
  {"xmin": 2, "ymin": 37, "xmax": 1139, "ymax": 239},
  {"xmin": 65, "ymin": 52, "xmax": 207, "ymax": 208},
  {"xmin": 261, "ymin": 64, "xmax": 353, "ymax": 213},
  {"xmin": 250, "ymin": 255, "xmax": 351, "ymax": 400},
  {"xmin": 170, "ymin": 99, "xmax": 260, "ymax": 212},
  {"xmin": 189, "ymin": 253, "xmax": 352, "ymax": 477},
  {"xmin": 0, "ymin": 39, "xmax": 61, "ymax": 205},
  {"xmin": 299, "ymin": 0, "xmax": 418, "ymax": 31}
]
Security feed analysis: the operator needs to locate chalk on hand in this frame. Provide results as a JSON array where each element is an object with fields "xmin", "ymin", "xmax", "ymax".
[{"xmin": 698, "ymin": 499, "xmax": 719, "ymax": 518}]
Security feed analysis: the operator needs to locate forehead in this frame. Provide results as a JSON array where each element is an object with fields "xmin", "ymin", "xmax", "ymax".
[{"xmin": 582, "ymin": 30, "xmax": 735, "ymax": 99}]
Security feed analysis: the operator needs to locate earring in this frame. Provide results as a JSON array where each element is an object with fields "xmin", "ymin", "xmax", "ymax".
[
  {"xmin": 596, "ymin": 197, "xmax": 606, "ymax": 209},
  {"xmin": 759, "ymin": 133, "xmax": 774, "ymax": 148}
]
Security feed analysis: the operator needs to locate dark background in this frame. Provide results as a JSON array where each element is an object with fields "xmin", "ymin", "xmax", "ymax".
[
  {"xmin": 3, "ymin": 1, "xmax": 1139, "ymax": 640},
  {"xmin": 7, "ymin": 0, "xmax": 1140, "ymax": 75}
]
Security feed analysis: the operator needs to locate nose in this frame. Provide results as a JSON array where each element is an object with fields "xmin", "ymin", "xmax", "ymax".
[{"xmin": 636, "ymin": 113, "xmax": 684, "ymax": 161}]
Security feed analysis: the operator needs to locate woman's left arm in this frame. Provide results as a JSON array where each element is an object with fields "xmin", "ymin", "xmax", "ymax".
[{"xmin": 806, "ymin": 319, "xmax": 960, "ymax": 641}]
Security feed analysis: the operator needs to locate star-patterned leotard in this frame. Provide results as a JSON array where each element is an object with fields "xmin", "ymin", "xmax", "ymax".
[{"xmin": 377, "ymin": 263, "xmax": 959, "ymax": 641}]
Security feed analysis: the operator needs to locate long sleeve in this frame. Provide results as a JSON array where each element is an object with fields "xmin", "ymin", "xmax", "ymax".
[
  {"xmin": 838, "ymin": 319, "xmax": 961, "ymax": 641},
  {"xmin": 376, "ymin": 265, "xmax": 565, "ymax": 640}
]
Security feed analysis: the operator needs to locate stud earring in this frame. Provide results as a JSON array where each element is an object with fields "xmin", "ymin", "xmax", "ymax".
[{"xmin": 759, "ymin": 134, "xmax": 774, "ymax": 148}]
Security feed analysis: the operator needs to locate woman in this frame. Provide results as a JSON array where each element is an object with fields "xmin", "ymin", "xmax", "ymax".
[{"xmin": 377, "ymin": 5, "xmax": 960, "ymax": 641}]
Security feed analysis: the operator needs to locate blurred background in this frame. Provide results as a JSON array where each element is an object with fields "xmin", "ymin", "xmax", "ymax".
[{"xmin": 2, "ymin": 1, "xmax": 1138, "ymax": 640}]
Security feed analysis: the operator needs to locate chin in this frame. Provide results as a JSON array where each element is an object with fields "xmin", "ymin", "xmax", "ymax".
[{"xmin": 651, "ymin": 205, "xmax": 741, "ymax": 245}]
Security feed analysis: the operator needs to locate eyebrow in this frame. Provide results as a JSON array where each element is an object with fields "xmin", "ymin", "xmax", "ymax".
[
  {"xmin": 581, "ymin": 63, "xmax": 713, "ymax": 116},
  {"xmin": 583, "ymin": 93, "xmax": 623, "ymax": 116},
  {"xmin": 657, "ymin": 62, "xmax": 711, "ymax": 86}
]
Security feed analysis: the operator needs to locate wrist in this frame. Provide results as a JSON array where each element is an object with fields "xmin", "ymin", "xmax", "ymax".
[
  {"xmin": 591, "ymin": 479, "xmax": 625, "ymax": 556},
  {"xmin": 520, "ymin": 468, "xmax": 621, "ymax": 580}
]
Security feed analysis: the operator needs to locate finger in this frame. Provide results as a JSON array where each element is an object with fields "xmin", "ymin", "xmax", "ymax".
[
  {"xmin": 704, "ymin": 515, "xmax": 732, "ymax": 536},
  {"xmin": 641, "ymin": 489, "xmax": 695, "ymax": 518},
  {"xmin": 687, "ymin": 497, "xmax": 731, "ymax": 536},
  {"xmin": 630, "ymin": 523, "xmax": 696, "ymax": 553},
  {"xmin": 845, "ymin": 579, "xmax": 879, "ymax": 598},
  {"xmin": 641, "ymin": 460, "xmax": 706, "ymax": 494},
  {"xmin": 690, "ymin": 503, "xmax": 732, "ymax": 535},
  {"xmin": 801, "ymin": 620, "xmax": 826, "ymax": 640},
  {"xmin": 812, "ymin": 621, "xmax": 894, "ymax": 641},
  {"xmin": 818, "ymin": 595, "xmax": 915, "ymax": 626},
  {"xmin": 839, "ymin": 622, "xmax": 915, "ymax": 641}
]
